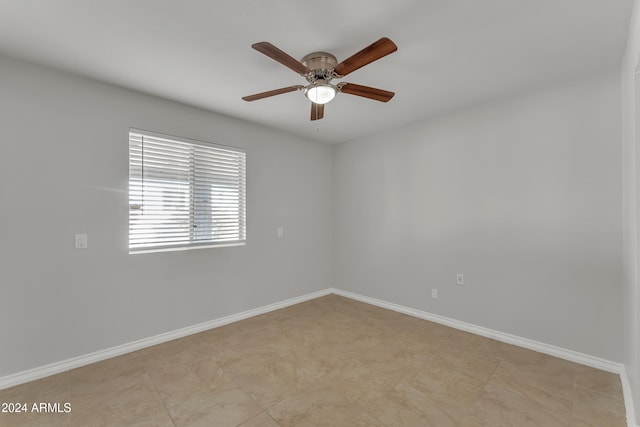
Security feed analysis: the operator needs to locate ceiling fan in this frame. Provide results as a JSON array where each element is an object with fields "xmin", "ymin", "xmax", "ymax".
[{"xmin": 242, "ymin": 37, "xmax": 398, "ymax": 121}]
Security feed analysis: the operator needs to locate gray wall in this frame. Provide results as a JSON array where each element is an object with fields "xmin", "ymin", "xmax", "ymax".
[
  {"xmin": 623, "ymin": 0, "xmax": 640, "ymax": 418},
  {"xmin": 0, "ymin": 55, "xmax": 333, "ymax": 377},
  {"xmin": 0, "ymin": 53, "xmax": 627, "ymax": 379},
  {"xmin": 333, "ymin": 71, "xmax": 623, "ymax": 361}
]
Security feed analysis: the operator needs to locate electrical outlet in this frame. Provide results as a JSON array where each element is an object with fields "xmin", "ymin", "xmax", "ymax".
[
  {"xmin": 277, "ymin": 227, "xmax": 284, "ymax": 238},
  {"xmin": 456, "ymin": 273, "xmax": 464, "ymax": 285},
  {"xmin": 431, "ymin": 288, "xmax": 438, "ymax": 299}
]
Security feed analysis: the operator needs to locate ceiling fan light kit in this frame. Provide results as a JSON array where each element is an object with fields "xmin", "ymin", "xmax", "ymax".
[
  {"xmin": 242, "ymin": 37, "xmax": 398, "ymax": 120},
  {"xmin": 305, "ymin": 82, "xmax": 337, "ymax": 104}
]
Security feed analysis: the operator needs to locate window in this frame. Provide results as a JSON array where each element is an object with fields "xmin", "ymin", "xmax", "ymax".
[{"xmin": 128, "ymin": 129, "xmax": 246, "ymax": 253}]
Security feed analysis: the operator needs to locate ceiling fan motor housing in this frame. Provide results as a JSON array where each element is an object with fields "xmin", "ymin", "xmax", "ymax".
[{"xmin": 301, "ymin": 52, "xmax": 338, "ymax": 82}]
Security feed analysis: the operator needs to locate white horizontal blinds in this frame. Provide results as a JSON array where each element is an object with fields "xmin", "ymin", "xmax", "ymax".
[
  {"xmin": 129, "ymin": 130, "xmax": 246, "ymax": 252},
  {"xmin": 192, "ymin": 144, "xmax": 246, "ymax": 243}
]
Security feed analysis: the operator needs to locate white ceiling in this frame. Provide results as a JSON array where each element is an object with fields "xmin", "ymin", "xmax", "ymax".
[{"xmin": 0, "ymin": 0, "xmax": 633, "ymax": 143}]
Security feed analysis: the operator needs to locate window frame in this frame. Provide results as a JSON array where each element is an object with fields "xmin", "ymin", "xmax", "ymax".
[{"xmin": 128, "ymin": 128, "xmax": 246, "ymax": 254}]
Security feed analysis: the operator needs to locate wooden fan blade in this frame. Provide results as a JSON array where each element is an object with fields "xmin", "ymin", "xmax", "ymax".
[
  {"xmin": 242, "ymin": 85, "xmax": 302, "ymax": 101},
  {"xmin": 252, "ymin": 42, "xmax": 310, "ymax": 75},
  {"xmin": 334, "ymin": 37, "xmax": 397, "ymax": 77},
  {"xmin": 310, "ymin": 103, "xmax": 324, "ymax": 121},
  {"xmin": 339, "ymin": 83, "xmax": 395, "ymax": 102}
]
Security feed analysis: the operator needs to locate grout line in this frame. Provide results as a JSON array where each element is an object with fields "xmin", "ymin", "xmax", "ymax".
[
  {"xmin": 264, "ymin": 409, "xmax": 283, "ymax": 427},
  {"xmin": 148, "ymin": 371, "xmax": 178, "ymax": 427},
  {"xmin": 569, "ymin": 377, "xmax": 577, "ymax": 425},
  {"xmin": 462, "ymin": 359, "xmax": 502, "ymax": 420}
]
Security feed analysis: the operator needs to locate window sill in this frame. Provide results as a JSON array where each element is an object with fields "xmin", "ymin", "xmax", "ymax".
[{"xmin": 129, "ymin": 241, "xmax": 246, "ymax": 255}]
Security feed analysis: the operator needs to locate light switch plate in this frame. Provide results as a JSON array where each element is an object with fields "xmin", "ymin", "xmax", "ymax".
[{"xmin": 75, "ymin": 233, "xmax": 88, "ymax": 249}]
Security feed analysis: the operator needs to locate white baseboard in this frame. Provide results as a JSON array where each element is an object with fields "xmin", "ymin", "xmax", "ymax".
[
  {"xmin": 332, "ymin": 288, "xmax": 622, "ymax": 374},
  {"xmin": 621, "ymin": 365, "xmax": 640, "ymax": 427},
  {"xmin": 0, "ymin": 288, "xmax": 332, "ymax": 390}
]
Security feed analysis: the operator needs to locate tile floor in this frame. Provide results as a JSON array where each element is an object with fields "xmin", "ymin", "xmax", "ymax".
[{"xmin": 0, "ymin": 295, "xmax": 626, "ymax": 426}]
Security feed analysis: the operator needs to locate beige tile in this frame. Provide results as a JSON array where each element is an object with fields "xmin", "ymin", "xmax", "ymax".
[
  {"xmin": 445, "ymin": 331, "xmax": 505, "ymax": 357},
  {"xmin": 70, "ymin": 364, "xmax": 149, "ymax": 403},
  {"xmin": 354, "ymin": 413, "xmax": 386, "ymax": 427},
  {"xmin": 412, "ymin": 358, "xmax": 486, "ymax": 416},
  {"xmin": 70, "ymin": 380, "xmax": 170, "ymax": 427},
  {"xmin": 420, "ymin": 324, "xmax": 485, "ymax": 353},
  {"xmin": 309, "ymin": 344, "xmax": 374, "ymax": 368},
  {"xmin": 421, "ymin": 320, "xmax": 464, "ymax": 339},
  {"xmin": 200, "ymin": 324, "xmax": 267, "ymax": 362},
  {"xmin": 145, "ymin": 355, "xmax": 234, "ymax": 407},
  {"xmin": 489, "ymin": 342, "xmax": 548, "ymax": 366},
  {"xmin": 446, "ymin": 332, "xmax": 546, "ymax": 368},
  {"xmin": 368, "ymin": 382, "xmax": 460, "ymax": 427},
  {"xmin": 488, "ymin": 360, "xmax": 573, "ymax": 418},
  {"xmin": 77, "ymin": 411, "xmax": 175, "ymax": 427},
  {"xmin": 570, "ymin": 386, "xmax": 626, "ymax": 427},
  {"xmin": 314, "ymin": 326, "xmax": 382, "ymax": 359},
  {"xmin": 238, "ymin": 411, "xmax": 281, "ymax": 427},
  {"xmin": 431, "ymin": 344, "xmax": 500, "ymax": 382},
  {"xmin": 463, "ymin": 382, "xmax": 567, "ymax": 427},
  {"xmin": 574, "ymin": 367, "xmax": 623, "ymax": 397},
  {"xmin": 391, "ymin": 329, "xmax": 442, "ymax": 360},
  {"xmin": 316, "ymin": 358, "xmax": 399, "ymax": 407},
  {"xmin": 274, "ymin": 336, "xmax": 339, "ymax": 379},
  {"xmin": 389, "ymin": 312, "xmax": 435, "ymax": 332},
  {"xmin": 267, "ymin": 384, "xmax": 365, "ymax": 427},
  {"xmin": 0, "ymin": 411, "xmax": 71, "ymax": 427},
  {"xmin": 232, "ymin": 318, "xmax": 295, "ymax": 348},
  {"xmin": 217, "ymin": 347, "xmax": 313, "ymax": 408},
  {"xmin": 352, "ymin": 341, "xmax": 424, "ymax": 381},
  {"xmin": 334, "ymin": 317, "xmax": 398, "ymax": 343},
  {"xmin": 68, "ymin": 352, "xmax": 146, "ymax": 401},
  {"xmin": 208, "ymin": 325, "xmax": 291, "ymax": 366},
  {"xmin": 498, "ymin": 351, "xmax": 581, "ymax": 382},
  {"xmin": 169, "ymin": 385, "xmax": 262, "ymax": 427}
]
